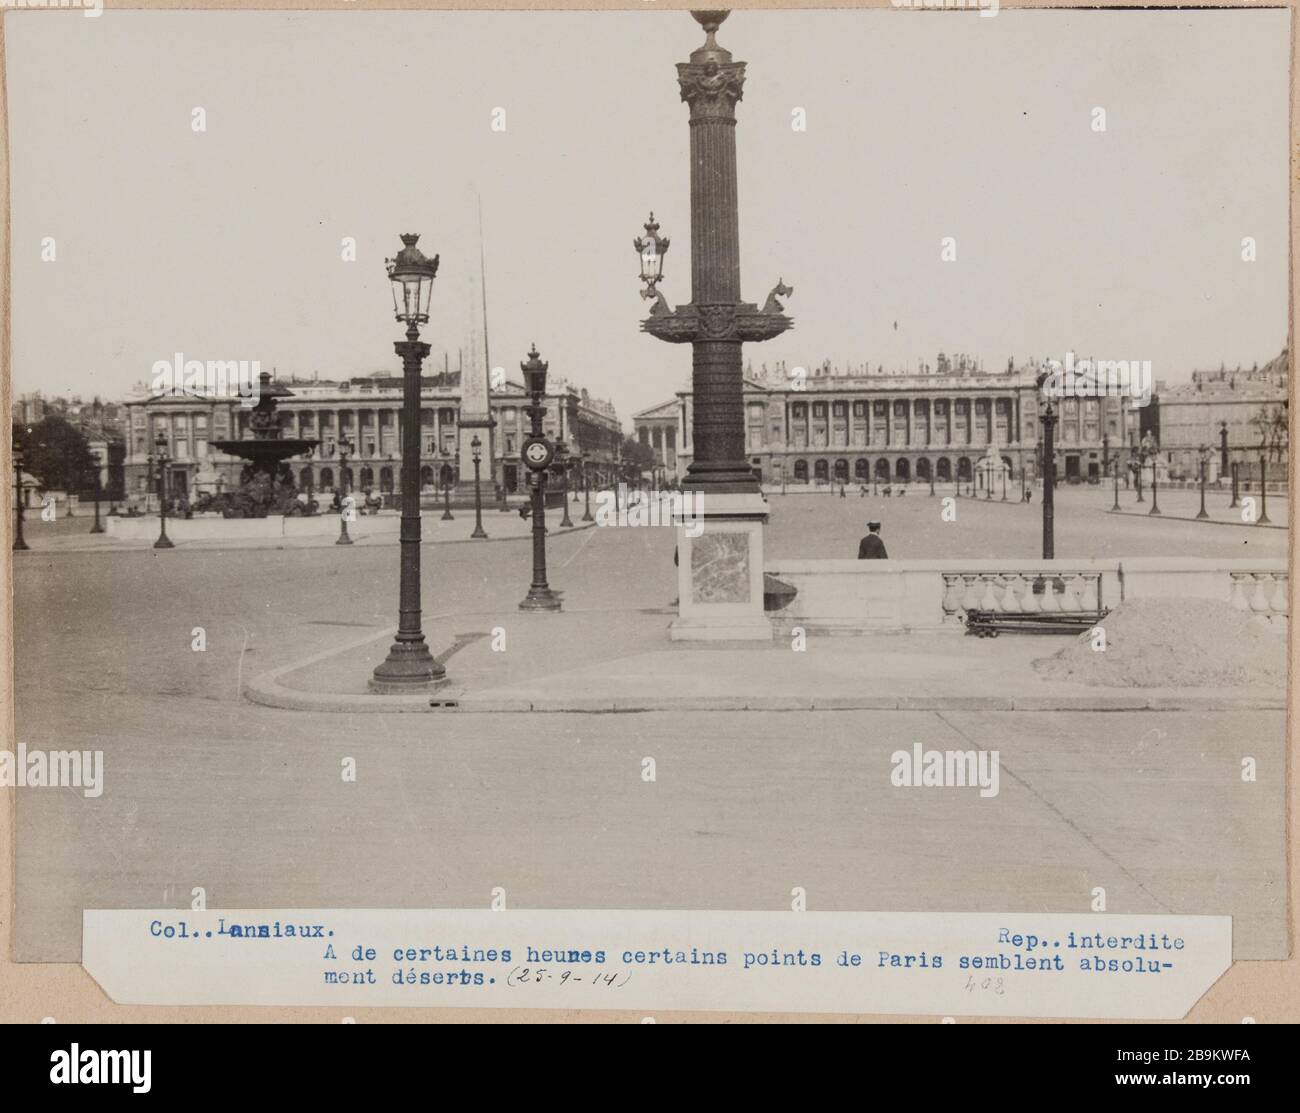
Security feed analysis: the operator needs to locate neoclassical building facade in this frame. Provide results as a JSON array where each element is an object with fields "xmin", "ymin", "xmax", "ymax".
[
  {"xmin": 122, "ymin": 371, "xmax": 623, "ymax": 500},
  {"xmin": 659, "ymin": 356, "xmax": 1136, "ymax": 488}
]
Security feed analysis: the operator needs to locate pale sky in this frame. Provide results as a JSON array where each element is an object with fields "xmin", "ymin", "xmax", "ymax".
[{"xmin": 5, "ymin": 8, "xmax": 1290, "ymax": 422}]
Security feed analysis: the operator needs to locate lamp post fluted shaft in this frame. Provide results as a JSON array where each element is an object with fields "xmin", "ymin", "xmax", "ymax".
[
  {"xmin": 522, "ymin": 470, "xmax": 557, "ymax": 608},
  {"xmin": 519, "ymin": 345, "xmax": 561, "ymax": 611},
  {"xmin": 12, "ymin": 451, "xmax": 29, "ymax": 551},
  {"xmin": 1041, "ymin": 401, "xmax": 1056, "ymax": 559},
  {"xmin": 471, "ymin": 436, "xmax": 487, "ymax": 539},
  {"xmin": 1148, "ymin": 458, "xmax": 1161, "ymax": 516},
  {"xmin": 1196, "ymin": 456, "xmax": 1209, "ymax": 520},
  {"xmin": 559, "ymin": 455, "xmax": 574, "ymax": 528},
  {"xmin": 581, "ymin": 458, "xmax": 594, "ymax": 522},
  {"xmin": 90, "ymin": 456, "xmax": 105, "ymax": 534},
  {"xmin": 372, "ymin": 321, "xmax": 442, "ymax": 690},
  {"xmin": 1258, "ymin": 455, "xmax": 1270, "ymax": 524},
  {"xmin": 336, "ymin": 443, "xmax": 353, "ymax": 544},
  {"xmin": 154, "ymin": 443, "xmax": 174, "ymax": 549}
]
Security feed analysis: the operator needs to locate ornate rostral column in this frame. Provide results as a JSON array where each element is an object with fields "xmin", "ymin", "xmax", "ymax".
[{"xmin": 639, "ymin": 9, "xmax": 794, "ymax": 641}]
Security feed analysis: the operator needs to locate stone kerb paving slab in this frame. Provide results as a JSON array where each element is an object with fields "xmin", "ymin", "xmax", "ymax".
[{"xmin": 243, "ymin": 616, "xmax": 1285, "ymax": 714}]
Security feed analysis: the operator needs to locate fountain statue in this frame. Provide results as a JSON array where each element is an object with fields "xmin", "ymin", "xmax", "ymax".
[{"xmin": 199, "ymin": 372, "xmax": 319, "ymax": 517}]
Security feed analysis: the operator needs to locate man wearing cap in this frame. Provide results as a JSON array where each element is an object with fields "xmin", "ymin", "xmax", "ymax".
[{"xmin": 857, "ymin": 520, "xmax": 888, "ymax": 559}]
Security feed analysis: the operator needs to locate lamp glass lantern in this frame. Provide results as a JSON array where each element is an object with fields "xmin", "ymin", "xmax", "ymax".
[
  {"xmin": 386, "ymin": 233, "xmax": 440, "ymax": 327},
  {"xmin": 634, "ymin": 212, "xmax": 669, "ymax": 287},
  {"xmin": 521, "ymin": 344, "xmax": 549, "ymax": 397}
]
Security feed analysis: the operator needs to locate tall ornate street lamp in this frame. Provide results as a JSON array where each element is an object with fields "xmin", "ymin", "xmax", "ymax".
[
  {"xmin": 153, "ymin": 432, "xmax": 174, "ymax": 549},
  {"xmin": 1258, "ymin": 454, "xmax": 1271, "ymax": 525},
  {"xmin": 1036, "ymin": 372, "xmax": 1056, "ymax": 559},
  {"xmin": 518, "ymin": 344, "xmax": 561, "ymax": 612},
  {"xmin": 1111, "ymin": 458, "xmax": 1121, "ymax": 512},
  {"xmin": 303, "ymin": 449, "xmax": 315, "ymax": 515},
  {"xmin": 371, "ymin": 233, "xmax": 444, "ymax": 693},
  {"xmin": 12, "ymin": 445, "xmax": 29, "ymax": 552},
  {"xmin": 581, "ymin": 452, "xmax": 594, "ymax": 522},
  {"xmin": 556, "ymin": 443, "xmax": 574, "ymax": 529},
  {"xmin": 336, "ymin": 435, "xmax": 354, "ymax": 545},
  {"xmin": 1148, "ymin": 455, "xmax": 1161, "ymax": 516},
  {"xmin": 1219, "ymin": 420, "xmax": 1229, "ymax": 477},
  {"xmin": 89, "ymin": 446, "xmax": 105, "ymax": 533},
  {"xmin": 1132, "ymin": 447, "xmax": 1144, "ymax": 503},
  {"xmin": 1196, "ymin": 445, "xmax": 1210, "ymax": 520},
  {"xmin": 470, "ymin": 434, "xmax": 488, "ymax": 539}
]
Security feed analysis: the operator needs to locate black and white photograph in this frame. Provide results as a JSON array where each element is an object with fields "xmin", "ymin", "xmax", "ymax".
[{"xmin": 1, "ymin": 1, "xmax": 1295, "ymax": 1054}]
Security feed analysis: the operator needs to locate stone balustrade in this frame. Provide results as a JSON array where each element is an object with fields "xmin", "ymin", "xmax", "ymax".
[
  {"xmin": 940, "ymin": 570, "xmax": 1104, "ymax": 624},
  {"xmin": 764, "ymin": 557, "xmax": 1287, "ymax": 634},
  {"xmin": 1228, "ymin": 571, "xmax": 1290, "ymax": 616}
]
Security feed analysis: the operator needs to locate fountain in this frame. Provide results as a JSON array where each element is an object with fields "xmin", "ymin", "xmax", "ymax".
[{"xmin": 203, "ymin": 371, "xmax": 319, "ymax": 517}]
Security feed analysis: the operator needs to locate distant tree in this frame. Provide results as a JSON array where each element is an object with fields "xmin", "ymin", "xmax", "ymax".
[
  {"xmin": 1250, "ymin": 403, "xmax": 1289, "ymax": 462},
  {"xmin": 14, "ymin": 414, "xmax": 94, "ymax": 493},
  {"xmin": 621, "ymin": 434, "xmax": 657, "ymax": 471}
]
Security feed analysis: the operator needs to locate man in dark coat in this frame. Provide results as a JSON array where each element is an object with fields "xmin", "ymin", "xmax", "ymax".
[{"xmin": 857, "ymin": 521, "xmax": 888, "ymax": 559}]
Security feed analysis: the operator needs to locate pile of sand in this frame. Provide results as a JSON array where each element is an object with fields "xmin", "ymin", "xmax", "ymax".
[{"xmin": 1032, "ymin": 597, "xmax": 1287, "ymax": 689}]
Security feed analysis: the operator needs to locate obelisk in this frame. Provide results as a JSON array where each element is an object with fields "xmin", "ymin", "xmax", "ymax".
[{"xmin": 455, "ymin": 267, "xmax": 495, "ymax": 505}]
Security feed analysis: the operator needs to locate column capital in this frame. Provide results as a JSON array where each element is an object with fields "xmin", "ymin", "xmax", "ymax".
[{"xmin": 677, "ymin": 13, "xmax": 745, "ymax": 118}]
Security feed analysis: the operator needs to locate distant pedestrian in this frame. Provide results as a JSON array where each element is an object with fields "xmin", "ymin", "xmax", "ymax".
[{"xmin": 857, "ymin": 520, "xmax": 888, "ymax": 559}]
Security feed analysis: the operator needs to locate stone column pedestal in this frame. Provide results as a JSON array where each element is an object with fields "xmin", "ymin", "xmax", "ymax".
[{"xmin": 670, "ymin": 492, "xmax": 772, "ymax": 641}]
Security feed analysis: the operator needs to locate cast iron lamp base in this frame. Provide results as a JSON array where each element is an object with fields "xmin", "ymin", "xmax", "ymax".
[
  {"xmin": 518, "ymin": 587, "xmax": 562, "ymax": 612},
  {"xmin": 370, "ymin": 639, "xmax": 446, "ymax": 693}
]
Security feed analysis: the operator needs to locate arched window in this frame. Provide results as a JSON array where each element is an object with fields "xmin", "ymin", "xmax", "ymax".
[
  {"xmin": 379, "ymin": 466, "xmax": 394, "ymax": 494},
  {"xmin": 916, "ymin": 458, "xmax": 931, "ymax": 481},
  {"xmin": 359, "ymin": 466, "xmax": 374, "ymax": 490},
  {"xmin": 895, "ymin": 458, "xmax": 910, "ymax": 481},
  {"xmin": 319, "ymin": 467, "xmax": 334, "ymax": 490},
  {"xmin": 874, "ymin": 458, "xmax": 890, "ymax": 480},
  {"xmin": 793, "ymin": 459, "xmax": 808, "ymax": 482},
  {"xmin": 833, "ymin": 459, "xmax": 849, "ymax": 482},
  {"xmin": 936, "ymin": 458, "xmax": 951, "ymax": 481},
  {"xmin": 299, "ymin": 466, "xmax": 313, "ymax": 488},
  {"xmin": 957, "ymin": 457, "xmax": 972, "ymax": 481},
  {"xmin": 420, "ymin": 466, "xmax": 434, "ymax": 489},
  {"xmin": 854, "ymin": 459, "xmax": 869, "ymax": 480},
  {"xmin": 814, "ymin": 459, "xmax": 829, "ymax": 481}
]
